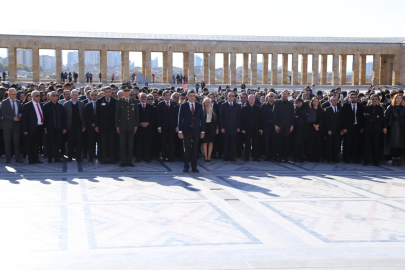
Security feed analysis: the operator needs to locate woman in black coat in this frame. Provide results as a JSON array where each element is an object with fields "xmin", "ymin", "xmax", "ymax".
[
  {"xmin": 384, "ymin": 94, "xmax": 405, "ymax": 166},
  {"xmin": 292, "ymin": 98, "xmax": 306, "ymax": 162},
  {"xmin": 202, "ymin": 97, "xmax": 218, "ymax": 162},
  {"xmin": 306, "ymin": 97, "xmax": 325, "ymax": 162}
]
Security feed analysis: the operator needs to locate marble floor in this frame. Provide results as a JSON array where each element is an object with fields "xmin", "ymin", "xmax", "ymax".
[{"xmin": 0, "ymin": 157, "xmax": 405, "ymax": 270}]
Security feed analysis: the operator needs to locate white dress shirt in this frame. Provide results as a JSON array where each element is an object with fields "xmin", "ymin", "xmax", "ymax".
[{"xmin": 32, "ymin": 101, "xmax": 43, "ymax": 125}]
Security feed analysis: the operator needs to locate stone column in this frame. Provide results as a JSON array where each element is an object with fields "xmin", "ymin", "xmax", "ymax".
[
  {"xmin": 100, "ymin": 50, "xmax": 108, "ymax": 83},
  {"xmin": 143, "ymin": 50, "xmax": 151, "ymax": 81},
  {"xmin": 7, "ymin": 47, "xmax": 16, "ymax": 82},
  {"xmin": 352, "ymin": 53, "xmax": 360, "ymax": 85},
  {"xmin": 332, "ymin": 53, "xmax": 339, "ymax": 86},
  {"xmin": 400, "ymin": 49, "xmax": 405, "ymax": 86},
  {"xmin": 167, "ymin": 51, "xmax": 173, "ymax": 83},
  {"xmin": 380, "ymin": 55, "xmax": 387, "ymax": 85},
  {"xmin": 262, "ymin": 54, "xmax": 268, "ymax": 85},
  {"xmin": 301, "ymin": 54, "xmax": 308, "ymax": 85},
  {"xmin": 320, "ymin": 55, "xmax": 327, "ymax": 85},
  {"xmin": 230, "ymin": 52, "xmax": 237, "ymax": 85},
  {"xmin": 209, "ymin": 52, "xmax": 216, "ymax": 84},
  {"xmin": 56, "ymin": 47, "xmax": 62, "ymax": 82},
  {"xmin": 250, "ymin": 52, "xmax": 257, "ymax": 85},
  {"xmin": 223, "ymin": 53, "xmax": 229, "ymax": 84},
  {"xmin": 162, "ymin": 52, "xmax": 169, "ymax": 83},
  {"xmin": 121, "ymin": 50, "xmax": 129, "ymax": 83},
  {"xmin": 291, "ymin": 52, "xmax": 298, "ymax": 85},
  {"xmin": 359, "ymin": 54, "xmax": 367, "ymax": 85},
  {"xmin": 243, "ymin": 53, "xmax": 249, "ymax": 84},
  {"xmin": 392, "ymin": 54, "xmax": 401, "ymax": 85},
  {"xmin": 32, "ymin": 48, "xmax": 40, "ymax": 82},
  {"xmin": 281, "ymin": 53, "xmax": 288, "ymax": 85},
  {"xmin": 203, "ymin": 52, "xmax": 209, "ymax": 83},
  {"xmin": 188, "ymin": 52, "xmax": 194, "ymax": 84},
  {"xmin": 340, "ymin": 55, "xmax": 347, "ymax": 85},
  {"xmin": 312, "ymin": 53, "xmax": 319, "ymax": 85},
  {"xmin": 183, "ymin": 52, "xmax": 189, "ymax": 85},
  {"xmin": 78, "ymin": 49, "xmax": 85, "ymax": 83},
  {"xmin": 271, "ymin": 52, "xmax": 278, "ymax": 85},
  {"xmin": 373, "ymin": 54, "xmax": 381, "ymax": 85}
]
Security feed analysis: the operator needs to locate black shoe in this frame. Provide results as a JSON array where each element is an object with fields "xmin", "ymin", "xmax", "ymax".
[
  {"xmin": 363, "ymin": 162, "xmax": 368, "ymax": 166},
  {"xmin": 16, "ymin": 159, "xmax": 24, "ymax": 163},
  {"xmin": 48, "ymin": 159, "xmax": 53, "ymax": 163},
  {"xmin": 191, "ymin": 168, "xmax": 199, "ymax": 173},
  {"xmin": 135, "ymin": 159, "xmax": 141, "ymax": 163},
  {"xmin": 54, "ymin": 159, "xmax": 62, "ymax": 163},
  {"xmin": 29, "ymin": 161, "xmax": 36, "ymax": 165},
  {"xmin": 254, "ymin": 158, "xmax": 260, "ymax": 162},
  {"xmin": 119, "ymin": 163, "xmax": 126, "ymax": 167},
  {"xmin": 82, "ymin": 154, "xmax": 87, "ymax": 159},
  {"xmin": 67, "ymin": 158, "xmax": 73, "ymax": 162},
  {"xmin": 373, "ymin": 162, "xmax": 380, "ymax": 167},
  {"xmin": 244, "ymin": 158, "xmax": 249, "ymax": 162},
  {"xmin": 265, "ymin": 158, "xmax": 271, "ymax": 161},
  {"xmin": 88, "ymin": 158, "xmax": 93, "ymax": 162},
  {"xmin": 36, "ymin": 160, "xmax": 44, "ymax": 164},
  {"xmin": 229, "ymin": 158, "xmax": 236, "ymax": 162},
  {"xmin": 128, "ymin": 163, "xmax": 135, "ymax": 167},
  {"xmin": 6, "ymin": 159, "xmax": 11, "ymax": 164},
  {"xmin": 223, "ymin": 158, "xmax": 228, "ymax": 162},
  {"xmin": 283, "ymin": 160, "xmax": 288, "ymax": 163},
  {"xmin": 183, "ymin": 168, "xmax": 189, "ymax": 173},
  {"xmin": 76, "ymin": 159, "xmax": 83, "ymax": 162},
  {"xmin": 145, "ymin": 160, "xmax": 151, "ymax": 163}
]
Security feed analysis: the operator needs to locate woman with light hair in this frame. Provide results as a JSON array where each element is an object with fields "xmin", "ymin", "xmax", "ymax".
[{"xmin": 202, "ymin": 97, "xmax": 219, "ymax": 162}]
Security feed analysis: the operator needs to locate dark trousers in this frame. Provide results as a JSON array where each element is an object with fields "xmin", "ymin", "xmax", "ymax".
[
  {"xmin": 236, "ymin": 132, "xmax": 245, "ymax": 158},
  {"xmin": 82, "ymin": 129, "xmax": 88, "ymax": 157},
  {"xmin": 26, "ymin": 128, "xmax": 43, "ymax": 162},
  {"xmin": 264, "ymin": 125, "xmax": 278, "ymax": 160},
  {"xmin": 3, "ymin": 124, "xmax": 21, "ymax": 160},
  {"xmin": 343, "ymin": 124, "xmax": 361, "ymax": 162},
  {"xmin": 327, "ymin": 130, "xmax": 341, "ymax": 162},
  {"xmin": 47, "ymin": 129, "xmax": 63, "ymax": 160},
  {"xmin": 161, "ymin": 128, "xmax": 175, "ymax": 161},
  {"xmin": 183, "ymin": 129, "xmax": 199, "ymax": 169},
  {"xmin": 244, "ymin": 126, "xmax": 259, "ymax": 159},
  {"xmin": 67, "ymin": 126, "xmax": 82, "ymax": 160},
  {"xmin": 119, "ymin": 130, "xmax": 134, "ymax": 164},
  {"xmin": 223, "ymin": 135, "xmax": 236, "ymax": 160},
  {"xmin": 277, "ymin": 135, "xmax": 290, "ymax": 161},
  {"xmin": 363, "ymin": 130, "xmax": 381, "ymax": 163},
  {"xmin": 87, "ymin": 126, "xmax": 97, "ymax": 160},
  {"xmin": 136, "ymin": 140, "xmax": 150, "ymax": 161},
  {"xmin": 213, "ymin": 133, "xmax": 223, "ymax": 158},
  {"xmin": 60, "ymin": 132, "xmax": 68, "ymax": 157},
  {"xmin": 100, "ymin": 129, "xmax": 115, "ymax": 161}
]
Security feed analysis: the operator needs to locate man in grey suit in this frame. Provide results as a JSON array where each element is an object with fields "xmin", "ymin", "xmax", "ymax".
[
  {"xmin": 0, "ymin": 88, "xmax": 23, "ymax": 163},
  {"xmin": 63, "ymin": 90, "xmax": 86, "ymax": 162}
]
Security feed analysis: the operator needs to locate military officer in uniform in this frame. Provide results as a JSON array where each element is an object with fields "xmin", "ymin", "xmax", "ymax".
[{"xmin": 115, "ymin": 85, "xmax": 139, "ymax": 167}]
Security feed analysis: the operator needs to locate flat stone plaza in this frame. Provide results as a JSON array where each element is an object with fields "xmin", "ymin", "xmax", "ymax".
[{"xmin": 0, "ymin": 157, "xmax": 405, "ymax": 270}]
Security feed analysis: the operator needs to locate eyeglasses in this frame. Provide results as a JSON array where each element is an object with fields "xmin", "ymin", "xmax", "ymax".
[
  {"xmin": 34, "ymin": 95, "xmax": 40, "ymax": 97},
  {"xmin": 371, "ymin": 99, "xmax": 378, "ymax": 101},
  {"xmin": 229, "ymin": 95, "xmax": 234, "ymax": 97},
  {"xmin": 51, "ymin": 94, "xmax": 58, "ymax": 97},
  {"xmin": 147, "ymin": 98, "xmax": 153, "ymax": 101}
]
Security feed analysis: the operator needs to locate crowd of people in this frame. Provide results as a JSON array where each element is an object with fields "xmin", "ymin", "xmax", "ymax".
[{"xmin": 0, "ymin": 81, "xmax": 402, "ymax": 172}]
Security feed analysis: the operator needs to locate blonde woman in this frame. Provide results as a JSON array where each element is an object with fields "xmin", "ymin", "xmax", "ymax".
[{"xmin": 202, "ymin": 97, "xmax": 219, "ymax": 162}]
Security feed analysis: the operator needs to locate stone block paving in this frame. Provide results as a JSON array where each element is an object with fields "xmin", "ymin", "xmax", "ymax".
[{"xmin": 0, "ymin": 158, "xmax": 405, "ymax": 269}]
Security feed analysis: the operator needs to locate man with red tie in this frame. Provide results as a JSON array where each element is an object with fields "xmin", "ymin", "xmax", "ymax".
[
  {"xmin": 178, "ymin": 90, "xmax": 205, "ymax": 173},
  {"xmin": 157, "ymin": 90, "xmax": 178, "ymax": 162},
  {"xmin": 22, "ymin": 90, "xmax": 45, "ymax": 164}
]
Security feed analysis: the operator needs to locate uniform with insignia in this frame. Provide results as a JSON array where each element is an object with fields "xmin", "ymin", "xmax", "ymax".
[{"xmin": 115, "ymin": 86, "xmax": 139, "ymax": 167}]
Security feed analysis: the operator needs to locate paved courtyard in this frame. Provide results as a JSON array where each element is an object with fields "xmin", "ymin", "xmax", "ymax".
[{"xmin": 1, "ymin": 158, "xmax": 405, "ymax": 270}]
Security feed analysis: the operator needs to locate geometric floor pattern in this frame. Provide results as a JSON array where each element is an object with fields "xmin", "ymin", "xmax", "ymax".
[{"xmin": 1, "ymin": 157, "xmax": 405, "ymax": 269}]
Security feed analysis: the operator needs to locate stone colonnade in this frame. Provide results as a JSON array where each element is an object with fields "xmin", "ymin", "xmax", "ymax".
[{"xmin": 1, "ymin": 34, "xmax": 404, "ymax": 86}]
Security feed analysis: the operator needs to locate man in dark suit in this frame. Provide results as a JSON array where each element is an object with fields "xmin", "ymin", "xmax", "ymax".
[
  {"xmin": 43, "ymin": 91, "xmax": 65, "ymax": 163},
  {"xmin": 241, "ymin": 95, "xmax": 262, "ymax": 161},
  {"xmin": 1, "ymin": 88, "xmax": 24, "ymax": 163},
  {"xmin": 363, "ymin": 94, "xmax": 384, "ymax": 166},
  {"xmin": 178, "ymin": 90, "xmax": 205, "ymax": 173},
  {"xmin": 135, "ymin": 93, "xmax": 155, "ymax": 162},
  {"xmin": 220, "ymin": 92, "xmax": 240, "ymax": 161},
  {"xmin": 95, "ymin": 86, "xmax": 116, "ymax": 164},
  {"xmin": 341, "ymin": 92, "xmax": 364, "ymax": 163},
  {"xmin": 115, "ymin": 85, "xmax": 139, "ymax": 167},
  {"xmin": 22, "ymin": 90, "xmax": 45, "ymax": 164},
  {"xmin": 260, "ymin": 92, "xmax": 278, "ymax": 161},
  {"xmin": 84, "ymin": 90, "xmax": 97, "ymax": 162},
  {"xmin": 157, "ymin": 90, "xmax": 178, "ymax": 162},
  {"xmin": 63, "ymin": 90, "xmax": 86, "ymax": 162},
  {"xmin": 325, "ymin": 96, "xmax": 343, "ymax": 163},
  {"xmin": 236, "ymin": 93, "xmax": 248, "ymax": 158},
  {"xmin": 209, "ymin": 92, "xmax": 222, "ymax": 159},
  {"xmin": 273, "ymin": 90, "xmax": 294, "ymax": 163}
]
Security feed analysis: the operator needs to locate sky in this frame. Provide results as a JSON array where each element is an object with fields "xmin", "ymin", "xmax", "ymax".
[{"xmin": 1, "ymin": 0, "xmax": 403, "ymax": 70}]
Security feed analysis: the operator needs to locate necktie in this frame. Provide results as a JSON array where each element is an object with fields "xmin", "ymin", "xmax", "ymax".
[
  {"xmin": 107, "ymin": 98, "xmax": 109, "ymax": 105},
  {"xmin": 167, "ymin": 102, "xmax": 170, "ymax": 109},
  {"xmin": 191, "ymin": 103, "xmax": 194, "ymax": 116},
  {"xmin": 242, "ymin": 103, "xmax": 244, "ymax": 108},
  {"xmin": 36, "ymin": 103, "xmax": 43, "ymax": 124},
  {"xmin": 230, "ymin": 103, "xmax": 233, "ymax": 107},
  {"xmin": 143, "ymin": 104, "xmax": 145, "ymax": 111}
]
